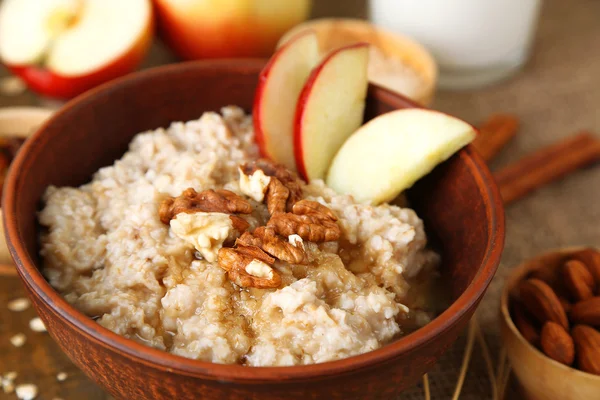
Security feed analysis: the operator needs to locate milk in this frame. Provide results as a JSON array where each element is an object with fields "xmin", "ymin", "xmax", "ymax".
[{"xmin": 369, "ymin": 0, "xmax": 542, "ymax": 88}]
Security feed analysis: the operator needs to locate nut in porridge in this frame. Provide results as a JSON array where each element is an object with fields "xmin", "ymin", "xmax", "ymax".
[
  {"xmin": 238, "ymin": 167, "xmax": 271, "ymax": 202},
  {"xmin": 218, "ymin": 245, "xmax": 280, "ymax": 288},
  {"xmin": 159, "ymin": 188, "xmax": 252, "ymax": 224},
  {"xmin": 268, "ymin": 199, "xmax": 341, "ymax": 242},
  {"xmin": 265, "ymin": 178, "xmax": 290, "ymax": 215},
  {"xmin": 161, "ymin": 187, "xmax": 254, "ymax": 260},
  {"xmin": 242, "ymin": 159, "xmax": 303, "ymax": 211},
  {"xmin": 170, "ymin": 212, "xmax": 235, "ymax": 262},
  {"xmin": 237, "ymin": 227, "xmax": 307, "ymax": 265}
]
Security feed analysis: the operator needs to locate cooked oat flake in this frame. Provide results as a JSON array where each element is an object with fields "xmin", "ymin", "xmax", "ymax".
[{"xmin": 1, "ymin": 371, "xmax": 17, "ymax": 394}]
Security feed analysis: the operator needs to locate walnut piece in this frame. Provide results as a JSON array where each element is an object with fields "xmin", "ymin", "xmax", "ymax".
[
  {"xmin": 267, "ymin": 200, "xmax": 340, "ymax": 242},
  {"xmin": 293, "ymin": 199, "xmax": 338, "ymax": 221},
  {"xmin": 170, "ymin": 212, "xmax": 233, "ymax": 262},
  {"xmin": 159, "ymin": 188, "xmax": 252, "ymax": 224},
  {"xmin": 237, "ymin": 226, "xmax": 307, "ymax": 264},
  {"xmin": 229, "ymin": 215, "xmax": 250, "ymax": 233},
  {"xmin": 241, "ymin": 159, "xmax": 302, "ymax": 211},
  {"xmin": 238, "ymin": 166, "xmax": 271, "ymax": 202},
  {"xmin": 265, "ymin": 178, "xmax": 289, "ymax": 215},
  {"xmin": 217, "ymin": 245, "xmax": 281, "ymax": 289}
]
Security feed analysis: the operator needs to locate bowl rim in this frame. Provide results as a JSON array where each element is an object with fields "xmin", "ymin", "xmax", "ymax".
[
  {"xmin": 4, "ymin": 59, "xmax": 504, "ymax": 382},
  {"xmin": 500, "ymin": 246, "xmax": 600, "ymax": 381}
]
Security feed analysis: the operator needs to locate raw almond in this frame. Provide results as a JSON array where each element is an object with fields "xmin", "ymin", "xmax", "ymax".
[
  {"xmin": 570, "ymin": 297, "xmax": 600, "ymax": 326},
  {"xmin": 571, "ymin": 325, "xmax": 600, "ymax": 375},
  {"xmin": 528, "ymin": 265, "xmax": 568, "ymax": 297},
  {"xmin": 570, "ymin": 248, "xmax": 600, "ymax": 289},
  {"xmin": 563, "ymin": 260, "xmax": 596, "ymax": 301},
  {"xmin": 519, "ymin": 278, "xmax": 569, "ymax": 329},
  {"xmin": 512, "ymin": 303, "xmax": 540, "ymax": 346},
  {"xmin": 540, "ymin": 321, "xmax": 575, "ymax": 365}
]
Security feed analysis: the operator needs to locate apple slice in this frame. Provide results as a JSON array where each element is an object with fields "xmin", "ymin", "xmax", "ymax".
[
  {"xmin": 0, "ymin": 0, "xmax": 153, "ymax": 99},
  {"xmin": 253, "ymin": 30, "xmax": 319, "ymax": 170},
  {"xmin": 326, "ymin": 109, "xmax": 477, "ymax": 204},
  {"xmin": 294, "ymin": 43, "xmax": 369, "ymax": 181}
]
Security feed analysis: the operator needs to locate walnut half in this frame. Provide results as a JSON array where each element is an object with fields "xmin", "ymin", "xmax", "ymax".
[
  {"xmin": 160, "ymin": 188, "xmax": 253, "ymax": 260},
  {"xmin": 237, "ymin": 226, "xmax": 307, "ymax": 264},
  {"xmin": 241, "ymin": 159, "xmax": 303, "ymax": 211},
  {"xmin": 159, "ymin": 188, "xmax": 252, "ymax": 224},
  {"xmin": 217, "ymin": 245, "xmax": 281, "ymax": 289},
  {"xmin": 268, "ymin": 200, "xmax": 341, "ymax": 242}
]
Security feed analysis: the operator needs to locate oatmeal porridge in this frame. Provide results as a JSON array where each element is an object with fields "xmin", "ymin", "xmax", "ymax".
[{"xmin": 38, "ymin": 106, "xmax": 441, "ymax": 366}]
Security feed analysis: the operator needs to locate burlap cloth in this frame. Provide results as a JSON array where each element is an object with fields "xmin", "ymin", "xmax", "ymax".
[
  {"xmin": 316, "ymin": 0, "xmax": 600, "ymax": 398},
  {"xmin": 1, "ymin": 0, "xmax": 598, "ymax": 398},
  {"xmin": 399, "ymin": 0, "xmax": 600, "ymax": 398}
]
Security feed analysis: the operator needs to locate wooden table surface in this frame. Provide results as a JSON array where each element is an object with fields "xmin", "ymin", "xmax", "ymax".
[{"xmin": 2, "ymin": 0, "xmax": 599, "ymax": 399}]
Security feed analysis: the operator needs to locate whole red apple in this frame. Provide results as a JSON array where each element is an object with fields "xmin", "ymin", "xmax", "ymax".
[
  {"xmin": 0, "ymin": 0, "xmax": 154, "ymax": 99},
  {"xmin": 153, "ymin": 0, "xmax": 312, "ymax": 60}
]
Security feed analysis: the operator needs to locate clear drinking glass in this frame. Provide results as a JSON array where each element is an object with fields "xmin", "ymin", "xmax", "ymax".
[{"xmin": 369, "ymin": 0, "xmax": 542, "ymax": 89}]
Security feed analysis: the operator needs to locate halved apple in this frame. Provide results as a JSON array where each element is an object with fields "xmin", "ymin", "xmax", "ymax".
[
  {"xmin": 0, "ymin": 0, "xmax": 153, "ymax": 99},
  {"xmin": 294, "ymin": 43, "xmax": 369, "ymax": 181},
  {"xmin": 253, "ymin": 30, "xmax": 319, "ymax": 170},
  {"xmin": 154, "ymin": 0, "xmax": 312, "ymax": 60},
  {"xmin": 326, "ymin": 109, "xmax": 477, "ymax": 204}
]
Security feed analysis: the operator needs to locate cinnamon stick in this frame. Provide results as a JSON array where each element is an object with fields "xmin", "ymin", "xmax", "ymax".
[
  {"xmin": 494, "ymin": 132, "xmax": 600, "ymax": 204},
  {"xmin": 473, "ymin": 114, "xmax": 519, "ymax": 161}
]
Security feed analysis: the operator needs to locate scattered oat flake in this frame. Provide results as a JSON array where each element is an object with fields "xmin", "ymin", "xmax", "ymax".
[
  {"xmin": 10, "ymin": 333, "xmax": 26, "ymax": 347},
  {"xmin": 0, "ymin": 76, "xmax": 27, "ymax": 96},
  {"xmin": 29, "ymin": 317, "xmax": 46, "ymax": 332},
  {"xmin": 15, "ymin": 383, "xmax": 38, "ymax": 400},
  {"xmin": 7, "ymin": 298, "xmax": 30, "ymax": 312},
  {"xmin": 1, "ymin": 372, "xmax": 17, "ymax": 394},
  {"xmin": 56, "ymin": 372, "xmax": 68, "ymax": 381},
  {"xmin": 4, "ymin": 372, "xmax": 17, "ymax": 381},
  {"xmin": 2, "ymin": 380, "xmax": 15, "ymax": 394}
]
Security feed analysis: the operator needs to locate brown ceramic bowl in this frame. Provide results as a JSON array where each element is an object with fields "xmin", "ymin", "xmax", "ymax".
[{"xmin": 3, "ymin": 60, "xmax": 504, "ymax": 400}]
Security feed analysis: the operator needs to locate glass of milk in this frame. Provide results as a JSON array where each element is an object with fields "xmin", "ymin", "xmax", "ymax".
[{"xmin": 369, "ymin": 0, "xmax": 542, "ymax": 89}]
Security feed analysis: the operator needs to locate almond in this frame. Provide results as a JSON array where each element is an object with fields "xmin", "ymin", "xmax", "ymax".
[
  {"xmin": 512, "ymin": 303, "xmax": 540, "ymax": 346},
  {"xmin": 540, "ymin": 321, "xmax": 575, "ymax": 365},
  {"xmin": 570, "ymin": 297, "xmax": 600, "ymax": 326},
  {"xmin": 519, "ymin": 278, "xmax": 569, "ymax": 329},
  {"xmin": 570, "ymin": 248, "xmax": 600, "ymax": 290},
  {"xmin": 563, "ymin": 260, "xmax": 596, "ymax": 301},
  {"xmin": 528, "ymin": 265, "xmax": 568, "ymax": 297},
  {"xmin": 571, "ymin": 325, "xmax": 600, "ymax": 375}
]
